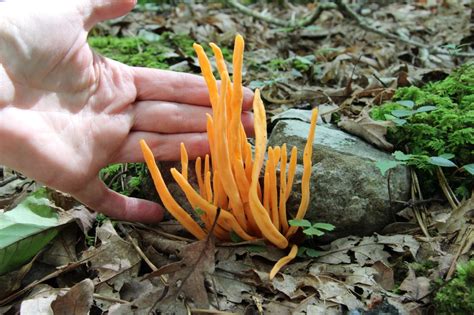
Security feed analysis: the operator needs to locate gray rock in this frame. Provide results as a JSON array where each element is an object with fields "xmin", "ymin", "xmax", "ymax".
[{"xmin": 268, "ymin": 109, "xmax": 410, "ymax": 241}]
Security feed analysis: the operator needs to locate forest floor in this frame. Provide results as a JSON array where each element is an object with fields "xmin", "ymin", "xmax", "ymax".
[{"xmin": 0, "ymin": 1, "xmax": 473, "ymax": 314}]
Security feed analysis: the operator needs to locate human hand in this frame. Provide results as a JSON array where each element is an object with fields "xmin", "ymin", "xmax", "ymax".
[{"xmin": 0, "ymin": 0, "xmax": 254, "ymax": 223}]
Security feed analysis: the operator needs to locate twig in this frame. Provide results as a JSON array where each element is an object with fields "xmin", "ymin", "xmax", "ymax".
[
  {"xmin": 0, "ymin": 174, "xmax": 18, "ymax": 187},
  {"xmin": 226, "ymin": 0, "xmax": 288, "ymax": 27},
  {"xmin": 225, "ymin": 0, "xmax": 336, "ymax": 28},
  {"xmin": 436, "ymin": 167, "xmax": 460, "ymax": 209},
  {"xmin": 0, "ymin": 251, "xmax": 101, "ymax": 306},
  {"xmin": 391, "ymin": 197, "xmax": 444, "ymax": 207},
  {"xmin": 294, "ymin": 2, "xmax": 338, "ymax": 27},
  {"xmin": 121, "ymin": 221, "xmax": 194, "ymax": 242},
  {"xmin": 410, "ymin": 169, "xmax": 431, "ymax": 238},
  {"xmin": 57, "ymin": 288, "xmax": 129, "ymax": 304},
  {"xmin": 226, "ymin": 0, "xmax": 474, "ymax": 58},
  {"xmin": 333, "ymin": 0, "xmax": 474, "ymax": 58},
  {"xmin": 117, "ymin": 223, "xmax": 158, "ymax": 272},
  {"xmin": 445, "ymin": 226, "xmax": 473, "ymax": 280}
]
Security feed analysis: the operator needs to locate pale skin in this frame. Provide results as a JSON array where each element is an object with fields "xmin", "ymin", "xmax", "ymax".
[{"xmin": 0, "ymin": 0, "xmax": 254, "ymax": 222}]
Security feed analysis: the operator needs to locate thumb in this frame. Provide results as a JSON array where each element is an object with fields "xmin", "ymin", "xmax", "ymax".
[
  {"xmin": 82, "ymin": 0, "xmax": 136, "ymax": 30},
  {"xmin": 73, "ymin": 177, "xmax": 164, "ymax": 223}
]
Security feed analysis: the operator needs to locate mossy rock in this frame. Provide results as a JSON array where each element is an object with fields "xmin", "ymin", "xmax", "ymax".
[{"xmin": 370, "ymin": 63, "xmax": 474, "ymax": 197}]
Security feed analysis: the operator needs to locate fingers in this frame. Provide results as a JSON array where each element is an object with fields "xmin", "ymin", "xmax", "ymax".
[
  {"xmin": 131, "ymin": 67, "xmax": 254, "ymax": 110},
  {"xmin": 115, "ymin": 131, "xmax": 211, "ymax": 162},
  {"xmin": 73, "ymin": 177, "xmax": 164, "ymax": 223},
  {"xmin": 132, "ymin": 100, "xmax": 254, "ymax": 135},
  {"xmin": 83, "ymin": 0, "xmax": 136, "ymax": 30},
  {"xmin": 132, "ymin": 101, "xmax": 212, "ymax": 134}
]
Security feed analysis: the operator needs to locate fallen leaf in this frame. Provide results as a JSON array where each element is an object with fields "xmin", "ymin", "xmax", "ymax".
[
  {"xmin": 20, "ymin": 284, "xmax": 60, "ymax": 315},
  {"xmin": 81, "ymin": 221, "xmax": 141, "ymax": 291},
  {"xmin": 0, "ymin": 256, "xmax": 34, "ymax": 299},
  {"xmin": 312, "ymin": 276, "xmax": 364, "ymax": 309},
  {"xmin": 51, "ymin": 279, "xmax": 94, "ymax": 315},
  {"xmin": 39, "ymin": 226, "xmax": 79, "ymax": 267},
  {"xmin": 316, "ymin": 237, "xmax": 358, "ymax": 264},
  {"xmin": 372, "ymin": 261, "xmax": 395, "ymax": 290},
  {"xmin": 353, "ymin": 236, "xmax": 391, "ymax": 265},
  {"xmin": 338, "ymin": 111, "xmax": 394, "ymax": 151},
  {"xmin": 153, "ymin": 236, "xmax": 216, "ymax": 310},
  {"xmin": 211, "ymin": 272, "xmax": 253, "ymax": 303},
  {"xmin": 437, "ymin": 195, "xmax": 474, "ymax": 234},
  {"xmin": 377, "ymin": 234, "xmax": 420, "ymax": 258},
  {"xmin": 399, "ymin": 267, "xmax": 430, "ymax": 302}
]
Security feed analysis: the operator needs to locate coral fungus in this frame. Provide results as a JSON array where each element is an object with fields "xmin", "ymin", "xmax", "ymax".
[{"xmin": 140, "ymin": 35, "xmax": 318, "ymax": 279}]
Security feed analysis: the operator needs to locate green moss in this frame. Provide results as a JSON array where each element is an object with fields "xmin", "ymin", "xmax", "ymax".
[
  {"xmin": 434, "ymin": 260, "xmax": 474, "ymax": 315},
  {"xmin": 99, "ymin": 163, "xmax": 148, "ymax": 197},
  {"xmin": 88, "ymin": 36, "xmax": 171, "ymax": 69},
  {"xmin": 371, "ymin": 63, "xmax": 474, "ymax": 197},
  {"xmin": 408, "ymin": 260, "xmax": 437, "ymax": 277},
  {"xmin": 88, "ymin": 31, "xmax": 214, "ymax": 69}
]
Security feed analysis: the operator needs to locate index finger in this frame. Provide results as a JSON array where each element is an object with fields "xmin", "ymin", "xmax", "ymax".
[{"xmin": 131, "ymin": 67, "xmax": 254, "ymax": 110}]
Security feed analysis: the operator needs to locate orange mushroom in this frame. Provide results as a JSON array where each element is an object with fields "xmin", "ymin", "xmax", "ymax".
[{"xmin": 140, "ymin": 35, "xmax": 318, "ymax": 280}]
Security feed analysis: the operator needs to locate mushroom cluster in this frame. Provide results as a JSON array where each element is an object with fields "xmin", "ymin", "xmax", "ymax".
[{"xmin": 140, "ymin": 35, "xmax": 318, "ymax": 279}]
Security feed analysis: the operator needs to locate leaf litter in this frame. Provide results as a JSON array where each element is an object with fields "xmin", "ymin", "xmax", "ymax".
[{"xmin": 0, "ymin": 1, "xmax": 473, "ymax": 314}]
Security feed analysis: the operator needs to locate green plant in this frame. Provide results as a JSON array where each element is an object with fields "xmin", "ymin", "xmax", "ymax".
[
  {"xmin": 371, "ymin": 63, "xmax": 474, "ymax": 198},
  {"xmin": 297, "ymin": 246, "xmax": 320, "ymax": 258},
  {"xmin": 286, "ymin": 219, "xmax": 334, "ymax": 258},
  {"xmin": 376, "ymin": 151, "xmax": 461, "ymax": 174},
  {"xmin": 288, "ymin": 219, "xmax": 335, "ymax": 237},
  {"xmin": 100, "ymin": 163, "xmax": 147, "ymax": 197},
  {"xmin": 434, "ymin": 260, "xmax": 474, "ymax": 314}
]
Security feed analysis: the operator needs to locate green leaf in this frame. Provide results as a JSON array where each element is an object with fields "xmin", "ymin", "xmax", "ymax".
[
  {"xmin": 396, "ymin": 100, "xmax": 415, "ymax": 108},
  {"xmin": 248, "ymin": 80, "xmax": 266, "ymax": 89},
  {"xmin": 415, "ymin": 105, "xmax": 437, "ymax": 113},
  {"xmin": 393, "ymin": 118, "xmax": 407, "ymax": 126},
  {"xmin": 375, "ymin": 160, "xmax": 403, "ymax": 176},
  {"xmin": 438, "ymin": 153, "xmax": 455, "ymax": 160},
  {"xmin": 302, "ymin": 226, "xmax": 325, "ymax": 237},
  {"xmin": 294, "ymin": 56, "xmax": 314, "ymax": 65},
  {"xmin": 305, "ymin": 248, "xmax": 320, "ymax": 258},
  {"xmin": 429, "ymin": 156, "xmax": 457, "ymax": 167},
  {"xmin": 0, "ymin": 189, "xmax": 60, "ymax": 275},
  {"xmin": 312, "ymin": 223, "xmax": 336, "ymax": 231},
  {"xmin": 297, "ymin": 246, "xmax": 307, "ymax": 257},
  {"xmin": 393, "ymin": 151, "xmax": 413, "ymax": 161},
  {"xmin": 462, "ymin": 164, "xmax": 474, "ymax": 175},
  {"xmin": 288, "ymin": 219, "xmax": 312, "ymax": 228},
  {"xmin": 384, "ymin": 114, "xmax": 407, "ymax": 125},
  {"xmin": 391, "ymin": 109, "xmax": 415, "ymax": 118}
]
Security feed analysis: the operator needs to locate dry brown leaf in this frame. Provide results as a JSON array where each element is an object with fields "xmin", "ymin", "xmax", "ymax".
[
  {"xmin": 211, "ymin": 273, "xmax": 253, "ymax": 304},
  {"xmin": 81, "ymin": 221, "xmax": 141, "ymax": 289},
  {"xmin": 354, "ymin": 237, "xmax": 392, "ymax": 265},
  {"xmin": 377, "ymin": 234, "xmax": 420, "ymax": 258},
  {"xmin": 437, "ymin": 195, "xmax": 474, "ymax": 234},
  {"xmin": 51, "ymin": 279, "xmax": 94, "ymax": 315},
  {"xmin": 39, "ymin": 226, "xmax": 79, "ymax": 267},
  {"xmin": 0, "ymin": 258, "xmax": 34, "ymax": 300},
  {"xmin": 399, "ymin": 267, "xmax": 431, "ymax": 302},
  {"xmin": 338, "ymin": 111, "xmax": 394, "ymax": 151},
  {"xmin": 154, "ymin": 237, "xmax": 216, "ymax": 310},
  {"xmin": 372, "ymin": 261, "xmax": 395, "ymax": 291}
]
